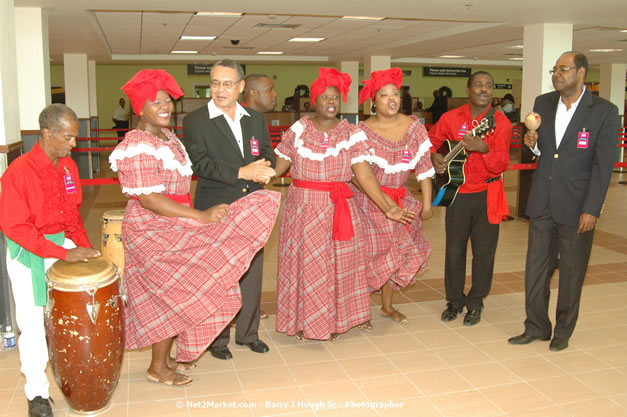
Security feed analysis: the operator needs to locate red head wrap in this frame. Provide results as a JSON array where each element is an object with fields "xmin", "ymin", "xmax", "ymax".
[
  {"xmin": 358, "ymin": 67, "xmax": 403, "ymax": 105},
  {"xmin": 310, "ymin": 68, "xmax": 352, "ymax": 105},
  {"xmin": 120, "ymin": 69, "xmax": 184, "ymax": 115}
]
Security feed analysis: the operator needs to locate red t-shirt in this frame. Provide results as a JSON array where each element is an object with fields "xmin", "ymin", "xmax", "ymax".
[
  {"xmin": 0, "ymin": 142, "xmax": 90, "ymax": 259},
  {"xmin": 429, "ymin": 103, "xmax": 512, "ymax": 193}
]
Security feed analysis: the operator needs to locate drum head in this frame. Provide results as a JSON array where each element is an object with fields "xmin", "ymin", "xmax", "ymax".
[
  {"xmin": 46, "ymin": 257, "xmax": 118, "ymax": 291},
  {"xmin": 101, "ymin": 210, "xmax": 125, "ymax": 221}
]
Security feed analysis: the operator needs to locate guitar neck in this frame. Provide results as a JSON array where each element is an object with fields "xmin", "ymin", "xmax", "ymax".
[{"xmin": 443, "ymin": 140, "xmax": 466, "ymax": 164}]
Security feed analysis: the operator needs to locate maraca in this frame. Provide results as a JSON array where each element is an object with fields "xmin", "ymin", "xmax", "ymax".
[{"xmin": 524, "ymin": 112, "xmax": 542, "ymax": 131}]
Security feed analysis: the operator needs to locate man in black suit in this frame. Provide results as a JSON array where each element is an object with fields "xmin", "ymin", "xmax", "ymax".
[
  {"xmin": 183, "ymin": 59, "xmax": 276, "ymax": 360},
  {"xmin": 509, "ymin": 51, "xmax": 619, "ymax": 351}
]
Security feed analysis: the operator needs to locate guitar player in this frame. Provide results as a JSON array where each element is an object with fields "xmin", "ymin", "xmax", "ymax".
[{"xmin": 429, "ymin": 71, "xmax": 512, "ymax": 326}]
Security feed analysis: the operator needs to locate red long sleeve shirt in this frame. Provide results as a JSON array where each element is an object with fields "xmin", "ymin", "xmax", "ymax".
[
  {"xmin": 0, "ymin": 142, "xmax": 91, "ymax": 260},
  {"xmin": 429, "ymin": 104, "xmax": 512, "ymax": 193}
]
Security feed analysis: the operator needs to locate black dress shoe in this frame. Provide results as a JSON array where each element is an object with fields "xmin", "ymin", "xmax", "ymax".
[
  {"xmin": 236, "ymin": 339, "xmax": 269, "ymax": 353},
  {"xmin": 28, "ymin": 396, "xmax": 53, "ymax": 417},
  {"xmin": 549, "ymin": 337, "xmax": 569, "ymax": 351},
  {"xmin": 463, "ymin": 308, "xmax": 482, "ymax": 326},
  {"xmin": 508, "ymin": 333, "xmax": 550, "ymax": 345},
  {"xmin": 441, "ymin": 303, "xmax": 463, "ymax": 322},
  {"xmin": 209, "ymin": 345, "xmax": 233, "ymax": 360}
]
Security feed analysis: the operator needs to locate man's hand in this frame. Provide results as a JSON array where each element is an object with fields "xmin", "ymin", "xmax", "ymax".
[
  {"xmin": 200, "ymin": 204, "xmax": 228, "ymax": 223},
  {"xmin": 461, "ymin": 133, "xmax": 489, "ymax": 153},
  {"xmin": 65, "ymin": 247, "xmax": 101, "ymax": 263},
  {"xmin": 239, "ymin": 159, "xmax": 276, "ymax": 184},
  {"xmin": 524, "ymin": 130, "xmax": 538, "ymax": 149},
  {"xmin": 577, "ymin": 213, "xmax": 597, "ymax": 233},
  {"xmin": 431, "ymin": 153, "xmax": 446, "ymax": 174}
]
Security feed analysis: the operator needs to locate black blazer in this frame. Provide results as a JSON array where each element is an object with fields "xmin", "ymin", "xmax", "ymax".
[
  {"xmin": 524, "ymin": 90, "xmax": 619, "ymax": 226},
  {"xmin": 183, "ymin": 104, "xmax": 276, "ymax": 209}
]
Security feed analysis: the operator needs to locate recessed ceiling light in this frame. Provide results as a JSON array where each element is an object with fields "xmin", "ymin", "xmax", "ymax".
[
  {"xmin": 508, "ymin": 57, "xmax": 524, "ymax": 61},
  {"xmin": 439, "ymin": 55, "xmax": 465, "ymax": 58},
  {"xmin": 507, "ymin": 45, "xmax": 524, "ymax": 49},
  {"xmin": 195, "ymin": 12, "xmax": 242, "ymax": 17},
  {"xmin": 181, "ymin": 35, "xmax": 216, "ymax": 40},
  {"xmin": 289, "ymin": 37, "xmax": 325, "ymax": 42},
  {"xmin": 341, "ymin": 16, "xmax": 385, "ymax": 21},
  {"xmin": 620, "ymin": 29, "xmax": 627, "ymax": 33},
  {"xmin": 257, "ymin": 51, "xmax": 284, "ymax": 55},
  {"xmin": 589, "ymin": 48, "xmax": 623, "ymax": 52},
  {"xmin": 171, "ymin": 50, "xmax": 198, "ymax": 54}
]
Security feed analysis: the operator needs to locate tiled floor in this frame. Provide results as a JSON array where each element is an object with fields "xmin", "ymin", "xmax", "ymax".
[{"xmin": 2, "ymin": 150, "xmax": 627, "ymax": 416}]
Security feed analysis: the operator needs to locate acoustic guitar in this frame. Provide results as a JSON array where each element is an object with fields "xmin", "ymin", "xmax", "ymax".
[{"xmin": 432, "ymin": 115, "xmax": 496, "ymax": 207}]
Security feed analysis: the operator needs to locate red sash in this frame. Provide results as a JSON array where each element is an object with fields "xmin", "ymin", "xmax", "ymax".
[
  {"xmin": 464, "ymin": 180, "xmax": 508, "ymax": 224},
  {"xmin": 292, "ymin": 179, "xmax": 354, "ymax": 241},
  {"xmin": 131, "ymin": 193, "xmax": 192, "ymax": 208},
  {"xmin": 381, "ymin": 186, "xmax": 409, "ymax": 231}
]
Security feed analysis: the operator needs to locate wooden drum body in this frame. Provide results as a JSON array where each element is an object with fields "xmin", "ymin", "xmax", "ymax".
[
  {"xmin": 45, "ymin": 257, "xmax": 125, "ymax": 415},
  {"xmin": 100, "ymin": 210, "xmax": 125, "ymax": 276}
]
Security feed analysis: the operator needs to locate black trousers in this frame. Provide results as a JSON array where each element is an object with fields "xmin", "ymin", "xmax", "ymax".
[
  {"xmin": 444, "ymin": 191, "xmax": 500, "ymax": 310},
  {"xmin": 523, "ymin": 210, "xmax": 594, "ymax": 339},
  {"xmin": 211, "ymin": 249, "xmax": 264, "ymax": 346},
  {"xmin": 113, "ymin": 120, "xmax": 129, "ymax": 137}
]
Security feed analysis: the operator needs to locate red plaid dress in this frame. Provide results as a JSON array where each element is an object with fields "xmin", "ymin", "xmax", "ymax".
[
  {"xmin": 274, "ymin": 117, "xmax": 372, "ymax": 340},
  {"xmin": 110, "ymin": 129, "xmax": 280, "ymax": 361},
  {"xmin": 353, "ymin": 117, "xmax": 434, "ymax": 291}
]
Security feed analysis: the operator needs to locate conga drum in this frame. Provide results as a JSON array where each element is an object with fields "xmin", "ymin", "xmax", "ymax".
[
  {"xmin": 45, "ymin": 257, "xmax": 125, "ymax": 414},
  {"xmin": 101, "ymin": 210, "xmax": 125, "ymax": 276}
]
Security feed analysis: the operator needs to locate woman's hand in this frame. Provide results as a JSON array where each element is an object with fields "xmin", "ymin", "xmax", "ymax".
[
  {"xmin": 385, "ymin": 205, "xmax": 415, "ymax": 225},
  {"xmin": 199, "ymin": 204, "xmax": 228, "ymax": 223},
  {"xmin": 421, "ymin": 206, "xmax": 433, "ymax": 221}
]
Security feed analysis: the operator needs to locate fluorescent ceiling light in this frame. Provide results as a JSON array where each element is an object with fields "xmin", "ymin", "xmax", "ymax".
[
  {"xmin": 289, "ymin": 37, "xmax": 325, "ymax": 42},
  {"xmin": 507, "ymin": 45, "xmax": 524, "ymax": 49},
  {"xmin": 257, "ymin": 51, "xmax": 284, "ymax": 55},
  {"xmin": 508, "ymin": 57, "xmax": 524, "ymax": 61},
  {"xmin": 341, "ymin": 16, "xmax": 385, "ymax": 21},
  {"xmin": 439, "ymin": 55, "xmax": 464, "ymax": 58},
  {"xmin": 195, "ymin": 12, "xmax": 242, "ymax": 16},
  {"xmin": 171, "ymin": 50, "xmax": 198, "ymax": 54},
  {"xmin": 181, "ymin": 35, "xmax": 216, "ymax": 40},
  {"xmin": 620, "ymin": 29, "xmax": 627, "ymax": 33},
  {"xmin": 589, "ymin": 48, "xmax": 623, "ymax": 52}
]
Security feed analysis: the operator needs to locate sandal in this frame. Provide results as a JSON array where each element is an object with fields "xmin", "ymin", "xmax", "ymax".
[
  {"xmin": 260, "ymin": 310, "xmax": 269, "ymax": 319},
  {"xmin": 167, "ymin": 357, "xmax": 197, "ymax": 371},
  {"xmin": 328, "ymin": 333, "xmax": 339, "ymax": 342},
  {"xmin": 295, "ymin": 331, "xmax": 304, "ymax": 341},
  {"xmin": 380, "ymin": 308, "xmax": 408, "ymax": 324},
  {"xmin": 146, "ymin": 370, "xmax": 192, "ymax": 387},
  {"xmin": 358, "ymin": 321, "xmax": 373, "ymax": 331}
]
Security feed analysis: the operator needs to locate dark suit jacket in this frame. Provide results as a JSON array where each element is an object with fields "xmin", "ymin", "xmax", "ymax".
[
  {"xmin": 183, "ymin": 104, "xmax": 276, "ymax": 209},
  {"xmin": 524, "ymin": 89, "xmax": 619, "ymax": 226}
]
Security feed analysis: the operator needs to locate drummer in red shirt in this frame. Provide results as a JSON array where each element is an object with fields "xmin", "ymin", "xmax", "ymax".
[
  {"xmin": 429, "ymin": 71, "xmax": 511, "ymax": 326},
  {"xmin": 0, "ymin": 104, "xmax": 100, "ymax": 417}
]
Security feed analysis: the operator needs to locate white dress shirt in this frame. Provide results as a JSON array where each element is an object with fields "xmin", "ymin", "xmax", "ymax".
[{"xmin": 208, "ymin": 100, "xmax": 250, "ymax": 157}]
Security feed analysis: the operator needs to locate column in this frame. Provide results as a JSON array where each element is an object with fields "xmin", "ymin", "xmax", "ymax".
[
  {"xmin": 64, "ymin": 53, "xmax": 92, "ymax": 178},
  {"xmin": 521, "ymin": 24, "xmax": 573, "ymax": 121},
  {"xmin": 15, "ymin": 7, "xmax": 50, "ymax": 152},
  {"xmin": 339, "ymin": 61, "xmax": 359, "ymax": 123},
  {"xmin": 600, "ymin": 63, "xmax": 627, "ymax": 169},
  {"xmin": 88, "ymin": 59, "xmax": 100, "ymax": 171},
  {"xmin": 362, "ymin": 56, "xmax": 391, "ymax": 115}
]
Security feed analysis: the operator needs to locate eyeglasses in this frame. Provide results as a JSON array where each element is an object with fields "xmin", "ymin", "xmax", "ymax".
[
  {"xmin": 549, "ymin": 66, "xmax": 577, "ymax": 75},
  {"xmin": 210, "ymin": 79, "xmax": 240, "ymax": 90}
]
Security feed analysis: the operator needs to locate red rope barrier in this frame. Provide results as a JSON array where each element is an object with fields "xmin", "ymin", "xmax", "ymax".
[{"xmin": 71, "ymin": 147, "xmax": 116, "ymax": 152}]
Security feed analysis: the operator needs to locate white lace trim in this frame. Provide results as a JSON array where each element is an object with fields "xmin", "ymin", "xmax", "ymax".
[
  {"xmin": 351, "ymin": 154, "xmax": 371, "ymax": 165},
  {"xmin": 109, "ymin": 142, "xmax": 193, "ymax": 176},
  {"xmin": 416, "ymin": 167, "xmax": 436, "ymax": 181},
  {"xmin": 274, "ymin": 148, "xmax": 292, "ymax": 162},
  {"xmin": 291, "ymin": 121, "xmax": 368, "ymax": 161},
  {"xmin": 122, "ymin": 184, "xmax": 166, "ymax": 196},
  {"xmin": 367, "ymin": 138, "xmax": 433, "ymax": 174}
]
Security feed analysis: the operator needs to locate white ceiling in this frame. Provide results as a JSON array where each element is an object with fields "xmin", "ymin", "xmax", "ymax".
[{"xmin": 15, "ymin": 0, "xmax": 627, "ymax": 67}]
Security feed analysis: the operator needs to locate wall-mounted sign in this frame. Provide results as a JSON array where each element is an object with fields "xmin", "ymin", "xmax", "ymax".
[
  {"xmin": 402, "ymin": 70, "xmax": 412, "ymax": 76},
  {"xmin": 188, "ymin": 64, "xmax": 212, "ymax": 75},
  {"xmin": 495, "ymin": 83, "xmax": 512, "ymax": 89},
  {"xmin": 423, "ymin": 67, "xmax": 471, "ymax": 77}
]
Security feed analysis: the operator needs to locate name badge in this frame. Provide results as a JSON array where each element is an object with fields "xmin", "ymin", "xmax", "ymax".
[
  {"xmin": 577, "ymin": 130, "xmax": 589, "ymax": 149},
  {"xmin": 64, "ymin": 174, "xmax": 76, "ymax": 194},
  {"xmin": 401, "ymin": 148, "xmax": 411, "ymax": 164},
  {"xmin": 250, "ymin": 137, "xmax": 260, "ymax": 156},
  {"xmin": 321, "ymin": 134, "xmax": 329, "ymax": 151},
  {"xmin": 458, "ymin": 122, "xmax": 468, "ymax": 139}
]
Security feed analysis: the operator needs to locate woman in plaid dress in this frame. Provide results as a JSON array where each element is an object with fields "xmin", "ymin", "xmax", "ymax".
[
  {"xmin": 110, "ymin": 70, "xmax": 280, "ymax": 386},
  {"xmin": 273, "ymin": 68, "xmax": 414, "ymax": 341},
  {"xmin": 353, "ymin": 68, "xmax": 434, "ymax": 324}
]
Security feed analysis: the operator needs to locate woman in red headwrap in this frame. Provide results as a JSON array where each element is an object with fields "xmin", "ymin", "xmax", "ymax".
[
  {"xmin": 109, "ymin": 69, "xmax": 280, "ymax": 386},
  {"xmin": 354, "ymin": 68, "xmax": 434, "ymax": 324},
  {"xmin": 272, "ymin": 68, "xmax": 414, "ymax": 341}
]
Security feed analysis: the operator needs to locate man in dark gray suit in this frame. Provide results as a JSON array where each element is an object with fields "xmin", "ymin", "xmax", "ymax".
[
  {"xmin": 183, "ymin": 59, "xmax": 276, "ymax": 360},
  {"xmin": 508, "ymin": 51, "xmax": 619, "ymax": 351}
]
